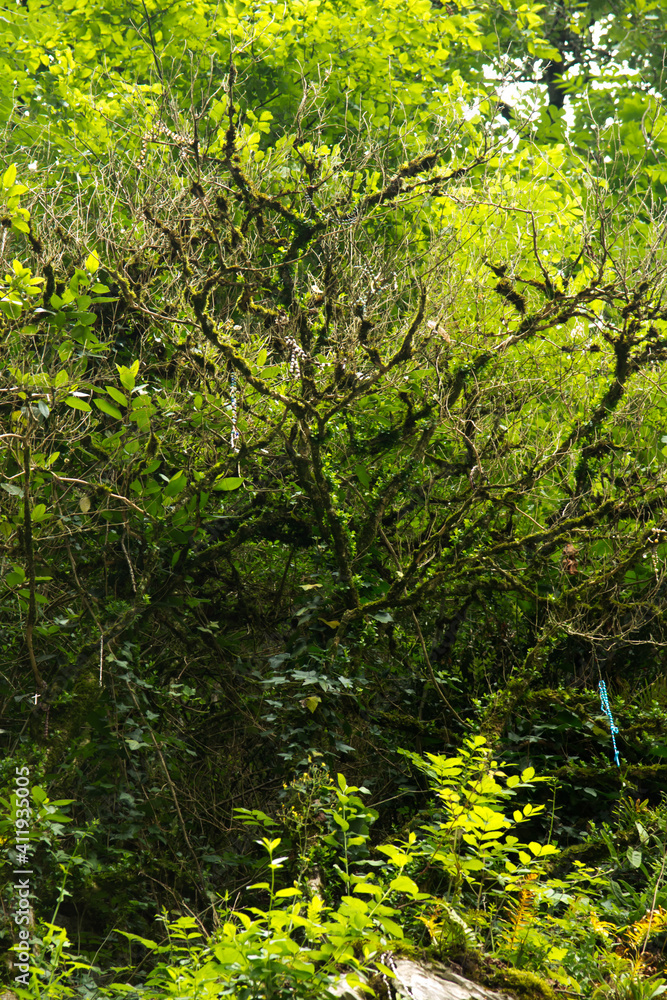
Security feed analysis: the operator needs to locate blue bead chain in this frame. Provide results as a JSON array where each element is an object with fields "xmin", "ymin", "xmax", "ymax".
[
  {"xmin": 598, "ymin": 680, "xmax": 621, "ymax": 767},
  {"xmin": 230, "ymin": 372, "xmax": 239, "ymax": 451}
]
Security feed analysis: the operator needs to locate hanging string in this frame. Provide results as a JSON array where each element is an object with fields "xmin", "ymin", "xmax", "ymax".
[
  {"xmin": 230, "ymin": 372, "xmax": 240, "ymax": 451},
  {"xmin": 598, "ymin": 679, "xmax": 621, "ymax": 768}
]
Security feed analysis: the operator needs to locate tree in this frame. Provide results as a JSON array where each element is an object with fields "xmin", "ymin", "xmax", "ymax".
[{"xmin": 2, "ymin": 0, "xmax": 667, "ymax": 985}]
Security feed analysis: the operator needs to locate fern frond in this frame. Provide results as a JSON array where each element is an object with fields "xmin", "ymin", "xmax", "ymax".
[
  {"xmin": 503, "ymin": 873, "xmax": 539, "ymax": 951},
  {"xmin": 625, "ymin": 906, "xmax": 667, "ymax": 947}
]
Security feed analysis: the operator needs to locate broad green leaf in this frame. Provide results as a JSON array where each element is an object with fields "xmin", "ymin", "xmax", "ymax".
[
  {"xmin": 65, "ymin": 397, "xmax": 92, "ymax": 412},
  {"xmin": 164, "ymin": 473, "xmax": 187, "ymax": 497},
  {"xmin": 389, "ymin": 875, "xmax": 419, "ymax": 896},
  {"xmin": 374, "ymin": 916, "xmax": 404, "ymax": 938},
  {"xmin": 1, "ymin": 483, "xmax": 24, "ymax": 497},
  {"xmin": 94, "ymin": 398, "xmax": 123, "ymax": 419},
  {"xmin": 355, "ymin": 464, "xmax": 370, "ymax": 488},
  {"xmin": 5, "ymin": 568, "xmax": 26, "ymax": 587},
  {"xmin": 106, "ymin": 386, "xmax": 128, "ymax": 406}
]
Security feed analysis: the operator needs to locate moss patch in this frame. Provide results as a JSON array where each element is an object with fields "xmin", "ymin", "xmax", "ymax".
[{"xmin": 485, "ymin": 967, "xmax": 557, "ymax": 1000}]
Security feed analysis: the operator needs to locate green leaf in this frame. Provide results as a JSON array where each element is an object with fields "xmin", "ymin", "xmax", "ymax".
[
  {"xmin": 85, "ymin": 251, "xmax": 100, "ymax": 272},
  {"xmin": 389, "ymin": 875, "xmax": 419, "ymax": 896},
  {"xmin": 117, "ymin": 361, "xmax": 138, "ymax": 391},
  {"xmin": 215, "ymin": 477, "xmax": 243, "ymax": 491},
  {"xmin": 1, "ymin": 483, "xmax": 24, "ymax": 497},
  {"xmin": 94, "ymin": 398, "xmax": 123, "ymax": 419},
  {"xmin": 352, "ymin": 881, "xmax": 382, "ymax": 897},
  {"xmin": 333, "ymin": 812, "xmax": 349, "ymax": 831},
  {"xmin": 374, "ymin": 916, "xmax": 404, "ymax": 938},
  {"xmin": 355, "ymin": 463, "xmax": 370, "ymax": 488},
  {"xmin": 32, "ymin": 504, "xmax": 49, "ymax": 522},
  {"xmin": 371, "ymin": 611, "xmax": 393, "ymax": 623},
  {"xmin": 3, "ymin": 164, "xmax": 17, "ymax": 189},
  {"xmin": 65, "ymin": 397, "xmax": 92, "ymax": 412},
  {"xmin": 301, "ymin": 696, "xmax": 321, "ymax": 713},
  {"xmin": 164, "ymin": 473, "xmax": 187, "ymax": 497},
  {"xmin": 106, "ymin": 386, "xmax": 128, "ymax": 407},
  {"xmin": 115, "ymin": 931, "xmax": 158, "ymax": 949}
]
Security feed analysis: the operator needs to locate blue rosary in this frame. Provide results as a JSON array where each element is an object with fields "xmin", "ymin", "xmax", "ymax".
[
  {"xmin": 230, "ymin": 372, "xmax": 240, "ymax": 452},
  {"xmin": 598, "ymin": 680, "xmax": 621, "ymax": 767}
]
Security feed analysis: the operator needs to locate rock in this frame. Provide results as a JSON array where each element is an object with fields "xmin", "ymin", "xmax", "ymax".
[{"xmin": 332, "ymin": 956, "xmax": 513, "ymax": 1000}]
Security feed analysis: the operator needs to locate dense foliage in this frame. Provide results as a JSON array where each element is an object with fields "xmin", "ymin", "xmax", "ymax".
[{"xmin": 2, "ymin": 0, "xmax": 667, "ymax": 997}]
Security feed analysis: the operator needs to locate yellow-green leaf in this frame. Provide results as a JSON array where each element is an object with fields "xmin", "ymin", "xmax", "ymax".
[
  {"xmin": 301, "ymin": 696, "xmax": 321, "ymax": 714},
  {"xmin": 389, "ymin": 875, "xmax": 419, "ymax": 896},
  {"xmin": 3, "ymin": 164, "xmax": 17, "ymax": 189}
]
